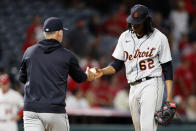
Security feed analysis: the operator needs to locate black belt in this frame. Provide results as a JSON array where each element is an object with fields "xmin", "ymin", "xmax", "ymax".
[{"xmin": 130, "ymin": 77, "xmax": 156, "ymax": 86}]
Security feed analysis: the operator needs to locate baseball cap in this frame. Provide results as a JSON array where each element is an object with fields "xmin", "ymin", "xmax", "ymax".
[
  {"xmin": 43, "ymin": 17, "xmax": 68, "ymax": 32},
  {"xmin": 0, "ymin": 74, "xmax": 10, "ymax": 85},
  {"xmin": 127, "ymin": 4, "xmax": 149, "ymax": 24}
]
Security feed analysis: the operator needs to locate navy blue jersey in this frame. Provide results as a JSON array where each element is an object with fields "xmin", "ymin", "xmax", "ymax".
[{"xmin": 19, "ymin": 39, "xmax": 87, "ymax": 113}]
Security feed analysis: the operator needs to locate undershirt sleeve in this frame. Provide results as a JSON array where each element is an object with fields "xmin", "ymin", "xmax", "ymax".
[
  {"xmin": 110, "ymin": 58, "xmax": 124, "ymax": 73},
  {"xmin": 161, "ymin": 61, "xmax": 173, "ymax": 80}
]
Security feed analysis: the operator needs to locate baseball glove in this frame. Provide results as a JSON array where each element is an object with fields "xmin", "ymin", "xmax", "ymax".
[{"xmin": 155, "ymin": 102, "xmax": 176, "ymax": 126}]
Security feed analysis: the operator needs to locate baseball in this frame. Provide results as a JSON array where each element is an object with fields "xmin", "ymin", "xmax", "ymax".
[{"xmin": 89, "ymin": 68, "xmax": 97, "ymax": 74}]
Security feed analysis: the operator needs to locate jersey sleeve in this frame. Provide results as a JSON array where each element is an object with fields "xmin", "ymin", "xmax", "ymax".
[
  {"xmin": 112, "ymin": 34, "xmax": 125, "ymax": 61},
  {"xmin": 158, "ymin": 35, "xmax": 172, "ymax": 64}
]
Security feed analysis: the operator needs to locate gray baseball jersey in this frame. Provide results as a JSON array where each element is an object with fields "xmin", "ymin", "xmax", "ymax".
[
  {"xmin": 112, "ymin": 28, "xmax": 172, "ymax": 83},
  {"xmin": 112, "ymin": 28, "xmax": 172, "ymax": 131}
]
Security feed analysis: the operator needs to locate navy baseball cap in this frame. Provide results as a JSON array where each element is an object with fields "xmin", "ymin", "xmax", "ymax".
[
  {"xmin": 43, "ymin": 17, "xmax": 68, "ymax": 32},
  {"xmin": 127, "ymin": 4, "xmax": 149, "ymax": 24}
]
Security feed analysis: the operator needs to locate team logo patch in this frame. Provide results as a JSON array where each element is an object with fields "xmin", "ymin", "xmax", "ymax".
[{"xmin": 133, "ymin": 12, "xmax": 139, "ymax": 18}]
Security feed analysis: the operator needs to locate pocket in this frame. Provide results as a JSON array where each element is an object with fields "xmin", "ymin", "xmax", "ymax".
[
  {"xmin": 23, "ymin": 111, "xmax": 36, "ymax": 120},
  {"xmin": 64, "ymin": 114, "xmax": 69, "ymax": 119}
]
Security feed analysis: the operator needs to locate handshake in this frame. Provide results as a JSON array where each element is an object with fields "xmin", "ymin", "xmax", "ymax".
[{"xmin": 85, "ymin": 67, "xmax": 103, "ymax": 81}]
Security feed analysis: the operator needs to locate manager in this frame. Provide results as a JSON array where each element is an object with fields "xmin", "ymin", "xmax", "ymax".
[{"xmin": 19, "ymin": 17, "xmax": 95, "ymax": 131}]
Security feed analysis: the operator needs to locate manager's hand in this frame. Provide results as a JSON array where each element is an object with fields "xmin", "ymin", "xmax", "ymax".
[
  {"xmin": 86, "ymin": 67, "xmax": 96, "ymax": 81},
  {"xmin": 85, "ymin": 67, "xmax": 103, "ymax": 81}
]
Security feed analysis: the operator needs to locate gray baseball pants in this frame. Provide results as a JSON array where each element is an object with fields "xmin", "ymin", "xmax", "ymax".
[
  {"xmin": 129, "ymin": 77, "xmax": 164, "ymax": 131},
  {"xmin": 23, "ymin": 111, "xmax": 69, "ymax": 131}
]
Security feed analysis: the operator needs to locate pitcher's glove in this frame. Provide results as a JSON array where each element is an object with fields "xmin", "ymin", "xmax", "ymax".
[{"xmin": 155, "ymin": 102, "xmax": 176, "ymax": 126}]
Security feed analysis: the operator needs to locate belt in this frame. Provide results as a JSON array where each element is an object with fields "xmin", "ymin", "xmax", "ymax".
[{"xmin": 130, "ymin": 77, "xmax": 156, "ymax": 86}]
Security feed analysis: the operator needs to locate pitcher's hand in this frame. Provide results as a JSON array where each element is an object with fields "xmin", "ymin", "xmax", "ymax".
[{"xmin": 94, "ymin": 67, "xmax": 104, "ymax": 79}]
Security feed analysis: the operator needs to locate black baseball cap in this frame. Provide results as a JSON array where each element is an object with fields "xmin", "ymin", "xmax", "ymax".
[
  {"xmin": 43, "ymin": 17, "xmax": 68, "ymax": 32},
  {"xmin": 127, "ymin": 4, "xmax": 149, "ymax": 24}
]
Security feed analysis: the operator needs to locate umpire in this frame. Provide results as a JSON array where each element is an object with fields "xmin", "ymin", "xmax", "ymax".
[{"xmin": 19, "ymin": 17, "xmax": 94, "ymax": 131}]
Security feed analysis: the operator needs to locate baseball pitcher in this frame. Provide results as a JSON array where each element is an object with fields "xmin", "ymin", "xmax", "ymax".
[{"xmin": 93, "ymin": 4, "xmax": 176, "ymax": 131}]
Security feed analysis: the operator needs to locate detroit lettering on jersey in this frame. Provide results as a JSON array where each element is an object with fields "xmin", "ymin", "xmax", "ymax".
[
  {"xmin": 112, "ymin": 28, "xmax": 172, "ymax": 83},
  {"xmin": 124, "ymin": 47, "xmax": 156, "ymax": 61}
]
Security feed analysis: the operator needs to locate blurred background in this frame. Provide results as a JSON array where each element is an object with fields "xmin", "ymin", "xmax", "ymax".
[{"xmin": 0, "ymin": 0, "xmax": 196, "ymax": 131}]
